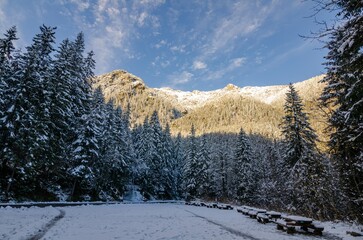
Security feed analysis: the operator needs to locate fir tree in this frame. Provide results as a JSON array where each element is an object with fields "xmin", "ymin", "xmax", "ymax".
[
  {"xmin": 69, "ymin": 88, "xmax": 102, "ymax": 200},
  {"xmin": 171, "ymin": 133, "xmax": 185, "ymax": 199},
  {"xmin": 318, "ymin": 0, "xmax": 363, "ymax": 222},
  {"xmin": 183, "ymin": 124, "xmax": 199, "ymax": 199},
  {"xmin": 281, "ymin": 84, "xmax": 318, "ymax": 168},
  {"xmin": 233, "ymin": 129, "xmax": 255, "ymax": 203},
  {"xmin": 0, "ymin": 26, "xmax": 18, "ymax": 199},
  {"xmin": 160, "ymin": 123, "xmax": 175, "ymax": 199},
  {"xmin": 1, "ymin": 25, "xmax": 57, "ymax": 198},
  {"xmin": 281, "ymin": 83, "xmax": 335, "ymax": 219},
  {"xmin": 195, "ymin": 135, "xmax": 210, "ymax": 198}
]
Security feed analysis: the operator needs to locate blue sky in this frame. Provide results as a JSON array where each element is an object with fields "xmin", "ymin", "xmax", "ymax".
[{"xmin": 0, "ymin": 0, "xmax": 335, "ymax": 91}]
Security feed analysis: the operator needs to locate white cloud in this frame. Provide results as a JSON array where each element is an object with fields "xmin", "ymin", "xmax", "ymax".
[
  {"xmin": 230, "ymin": 57, "xmax": 246, "ymax": 68},
  {"xmin": 160, "ymin": 60, "xmax": 170, "ymax": 68},
  {"xmin": 139, "ymin": 0, "xmax": 165, "ymax": 8},
  {"xmin": 206, "ymin": 57, "xmax": 247, "ymax": 80},
  {"xmin": 154, "ymin": 39, "xmax": 166, "ymax": 49},
  {"xmin": 193, "ymin": 60, "xmax": 207, "ymax": 70},
  {"xmin": 170, "ymin": 45, "xmax": 186, "ymax": 53},
  {"xmin": 62, "ymin": 0, "xmax": 166, "ymax": 74},
  {"xmin": 0, "ymin": 0, "xmax": 7, "ymax": 29},
  {"xmin": 169, "ymin": 71, "xmax": 194, "ymax": 85},
  {"xmin": 69, "ymin": 0, "xmax": 90, "ymax": 11},
  {"xmin": 194, "ymin": 1, "xmax": 281, "ymax": 60},
  {"xmin": 105, "ymin": 25, "xmax": 124, "ymax": 47},
  {"xmin": 137, "ymin": 12, "xmax": 148, "ymax": 26}
]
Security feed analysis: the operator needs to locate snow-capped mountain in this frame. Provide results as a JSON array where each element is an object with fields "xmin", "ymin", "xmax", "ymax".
[
  {"xmin": 155, "ymin": 75, "xmax": 323, "ymax": 109},
  {"xmin": 93, "ymin": 70, "xmax": 326, "ymax": 139}
]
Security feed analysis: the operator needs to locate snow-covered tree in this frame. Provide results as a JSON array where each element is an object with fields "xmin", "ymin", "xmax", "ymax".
[
  {"xmin": 318, "ymin": 0, "xmax": 363, "ymax": 222},
  {"xmin": 183, "ymin": 124, "xmax": 199, "ymax": 199},
  {"xmin": 195, "ymin": 135, "xmax": 210, "ymax": 198},
  {"xmin": 171, "ymin": 133, "xmax": 185, "ymax": 199},
  {"xmin": 233, "ymin": 129, "xmax": 255, "ymax": 203},
  {"xmin": 281, "ymin": 84, "xmax": 318, "ymax": 168},
  {"xmin": 0, "ymin": 26, "xmax": 19, "ymax": 199},
  {"xmin": 0, "ymin": 25, "xmax": 58, "ymax": 198},
  {"xmin": 69, "ymin": 108, "xmax": 100, "ymax": 200},
  {"xmin": 281, "ymin": 83, "xmax": 336, "ymax": 219}
]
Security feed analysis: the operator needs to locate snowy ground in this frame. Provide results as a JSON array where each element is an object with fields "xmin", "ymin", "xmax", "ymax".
[{"xmin": 0, "ymin": 203, "xmax": 362, "ymax": 240}]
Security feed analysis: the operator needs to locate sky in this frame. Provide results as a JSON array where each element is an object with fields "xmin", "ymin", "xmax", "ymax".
[{"xmin": 0, "ymin": 0, "xmax": 336, "ymax": 91}]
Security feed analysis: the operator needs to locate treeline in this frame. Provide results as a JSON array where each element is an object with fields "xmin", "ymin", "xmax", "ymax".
[{"xmin": 180, "ymin": 84, "xmax": 339, "ymax": 221}]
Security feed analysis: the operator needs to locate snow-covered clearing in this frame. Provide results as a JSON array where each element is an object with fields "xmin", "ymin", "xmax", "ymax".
[
  {"xmin": 0, "ymin": 206, "xmax": 60, "ymax": 240},
  {"xmin": 0, "ymin": 203, "xmax": 361, "ymax": 240}
]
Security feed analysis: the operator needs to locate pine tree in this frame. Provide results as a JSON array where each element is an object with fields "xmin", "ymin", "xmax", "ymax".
[
  {"xmin": 171, "ymin": 133, "xmax": 185, "ymax": 199},
  {"xmin": 0, "ymin": 26, "xmax": 18, "ymax": 199},
  {"xmin": 281, "ymin": 84, "xmax": 318, "ymax": 168},
  {"xmin": 160, "ymin": 123, "xmax": 175, "ymax": 199},
  {"xmin": 183, "ymin": 124, "xmax": 199, "ymax": 199},
  {"xmin": 233, "ymin": 129, "xmax": 255, "ymax": 203},
  {"xmin": 318, "ymin": 0, "xmax": 363, "ymax": 222},
  {"xmin": 195, "ymin": 135, "xmax": 210, "ymax": 198},
  {"xmin": 148, "ymin": 111, "xmax": 165, "ymax": 198},
  {"xmin": 1, "ymin": 25, "xmax": 57, "ymax": 198},
  {"xmin": 69, "ymin": 88, "xmax": 102, "ymax": 200},
  {"xmin": 281, "ymin": 83, "xmax": 335, "ymax": 218},
  {"xmin": 134, "ymin": 118, "xmax": 154, "ymax": 199}
]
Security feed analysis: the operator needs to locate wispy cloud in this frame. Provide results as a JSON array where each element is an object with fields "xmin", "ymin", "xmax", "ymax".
[
  {"xmin": 206, "ymin": 57, "xmax": 247, "ymax": 80},
  {"xmin": 62, "ymin": 0, "xmax": 165, "ymax": 74},
  {"xmin": 200, "ymin": 1, "xmax": 281, "ymax": 58},
  {"xmin": 168, "ymin": 71, "xmax": 194, "ymax": 86},
  {"xmin": 154, "ymin": 39, "xmax": 167, "ymax": 49},
  {"xmin": 69, "ymin": 0, "xmax": 90, "ymax": 11},
  {"xmin": 193, "ymin": 60, "xmax": 207, "ymax": 70},
  {"xmin": 0, "ymin": 0, "xmax": 7, "ymax": 30},
  {"xmin": 230, "ymin": 57, "xmax": 246, "ymax": 68},
  {"xmin": 170, "ymin": 44, "xmax": 186, "ymax": 53}
]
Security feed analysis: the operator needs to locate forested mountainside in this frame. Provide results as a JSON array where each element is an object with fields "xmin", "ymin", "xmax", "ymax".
[{"xmin": 93, "ymin": 71, "xmax": 328, "ymax": 148}]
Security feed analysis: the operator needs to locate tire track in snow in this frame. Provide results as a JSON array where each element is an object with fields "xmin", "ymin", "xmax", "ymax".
[
  {"xmin": 27, "ymin": 208, "xmax": 65, "ymax": 240},
  {"xmin": 184, "ymin": 209, "xmax": 261, "ymax": 240}
]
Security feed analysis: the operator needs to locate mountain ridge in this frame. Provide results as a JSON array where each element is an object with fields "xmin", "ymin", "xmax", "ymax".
[{"xmin": 93, "ymin": 70, "xmax": 327, "ymax": 145}]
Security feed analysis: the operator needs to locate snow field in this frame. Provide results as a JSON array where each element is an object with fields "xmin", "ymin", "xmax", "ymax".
[
  {"xmin": 0, "ymin": 206, "xmax": 60, "ymax": 240},
  {"xmin": 1, "ymin": 203, "xmax": 362, "ymax": 240}
]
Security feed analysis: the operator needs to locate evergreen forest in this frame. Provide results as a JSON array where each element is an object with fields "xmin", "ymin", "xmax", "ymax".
[{"xmin": 0, "ymin": 0, "xmax": 362, "ymax": 223}]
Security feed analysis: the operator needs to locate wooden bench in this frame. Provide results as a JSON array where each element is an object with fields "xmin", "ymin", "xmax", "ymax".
[
  {"xmin": 256, "ymin": 213, "xmax": 269, "ymax": 224},
  {"xmin": 241, "ymin": 208, "xmax": 251, "ymax": 215},
  {"xmin": 305, "ymin": 222, "xmax": 324, "ymax": 235},
  {"xmin": 217, "ymin": 204, "xmax": 233, "ymax": 210},
  {"xmin": 277, "ymin": 215, "xmax": 324, "ymax": 235},
  {"xmin": 236, "ymin": 207, "xmax": 244, "ymax": 213},
  {"xmin": 248, "ymin": 208, "xmax": 266, "ymax": 218},
  {"xmin": 276, "ymin": 219, "xmax": 296, "ymax": 234},
  {"xmin": 265, "ymin": 211, "xmax": 281, "ymax": 222},
  {"xmin": 199, "ymin": 202, "xmax": 207, "ymax": 207}
]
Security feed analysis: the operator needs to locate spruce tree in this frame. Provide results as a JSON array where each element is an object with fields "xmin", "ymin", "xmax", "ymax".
[
  {"xmin": 183, "ymin": 124, "xmax": 199, "ymax": 199},
  {"xmin": 69, "ymin": 87, "xmax": 102, "ymax": 200},
  {"xmin": 318, "ymin": 0, "xmax": 363, "ymax": 222},
  {"xmin": 0, "ymin": 26, "xmax": 18, "ymax": 199},
  {"xmin": 233, "ymin": 129, "xmax": 255, "ymax": 203},
  {"xmin": 281, "ymin": 84, "xmax": 318, "ymax": 168},
  {"xmin": 172, "ymin": 133, "xmax": 185, "ymax": 199},
  {"xmin": 281, "ymin": 83, "xmax": 335, "ymax": 218},
  {"xmin": 1, "ymin": 25, "xmax": 57, "ymax": 198},
  {"xmin": 195, "ymin": 135, "xmax": 210, "ymax": 198},
  {"xmin": 161, "ymin": 123, "xmax": 175, "ymax": 199}
]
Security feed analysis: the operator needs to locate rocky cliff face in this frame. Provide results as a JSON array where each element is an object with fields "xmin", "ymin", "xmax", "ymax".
[{"xmin": 93, "ymin": 70, "xmax": 327, "ymax": 144}]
